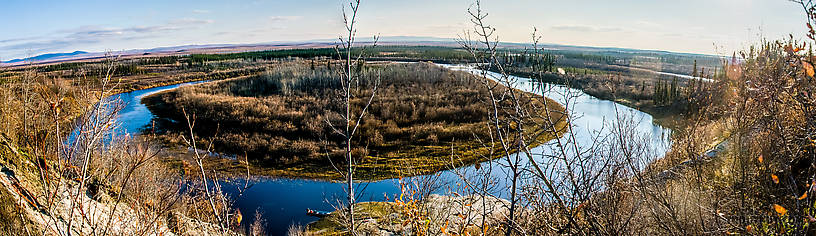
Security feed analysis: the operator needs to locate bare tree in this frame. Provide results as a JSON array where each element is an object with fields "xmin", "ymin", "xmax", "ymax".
[
  {"xmin": 179, "ymin": 107, "xmax": 253, "ymax": 234},
  {"xmin": 327, "ymin": 0, "xmax": 380, "ymax": 233},
  {"xmin": 456, "ymin": 1, "xmax": 573, "ymax": 234},
  {"xmin": 453, "ymin": 1, "xmax": 685, "ymax": 235},
  {"xmin": 0, "ymin": 52, "xmax": 257, "ymax": 235}
]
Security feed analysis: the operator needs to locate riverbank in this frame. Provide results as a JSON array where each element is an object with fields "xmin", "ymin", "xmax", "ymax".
[
  {"xmin": 492, "ymin": 67, "xmax": 697, "ymax": 130},
  {"xmin": 78, "ymin": 61, "xmax": 670, "ymax": 234},
  {"xmin": 144, "ymin": 62, "xmax": 569, "ymax": 180},
  {"xmin": 302, "ymin": 194, "xmax": 511, "ymax": 235}
]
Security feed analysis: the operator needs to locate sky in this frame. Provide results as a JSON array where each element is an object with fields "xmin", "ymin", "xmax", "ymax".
[{"xmin": 0, "ymin": 0, "xmax": 808, "ymax": 60}]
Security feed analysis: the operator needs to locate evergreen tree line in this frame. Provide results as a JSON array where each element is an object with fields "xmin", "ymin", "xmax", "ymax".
[{"xmin": 653, "ymin": 59, "xmax": 719, "ymax": 107}]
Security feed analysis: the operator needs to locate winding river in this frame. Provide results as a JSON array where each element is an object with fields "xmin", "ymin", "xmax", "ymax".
[{"xmin": 110, "ymin": 63, "xmax": 671, "ymax": 234}]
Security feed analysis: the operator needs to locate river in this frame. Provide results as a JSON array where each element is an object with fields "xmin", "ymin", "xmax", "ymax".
[{"xmin": 109, "ymin": 63, "xmax": 671, "ymax": 234}]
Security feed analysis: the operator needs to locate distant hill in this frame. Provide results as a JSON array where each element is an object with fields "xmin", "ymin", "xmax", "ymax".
[
  {"xmin": 0, "ymin": 36, "xmax": 723, "ymax": 67},
  {"xmin": 4, "ymin": 51, "xmax": 88, "ymax": 63}
]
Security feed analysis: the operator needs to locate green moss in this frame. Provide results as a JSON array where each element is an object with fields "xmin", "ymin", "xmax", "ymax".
[{"xmin": 307, "ymin": 201, "xmax": 399, "ymax": 234}]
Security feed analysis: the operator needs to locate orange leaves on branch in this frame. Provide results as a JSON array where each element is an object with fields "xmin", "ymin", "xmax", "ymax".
[
  {"xmin": 758, "ymin": 155, "xmax": 764, "ymax": 163},
  {"xmin": 774, "ymin": 204, "xmax": 788, "ymax": 216},
  {"xmin": 802, "ymin": 60, "xmax": 815, "ymax": 77},
  {"xmin": 799, "ymin": 192, "xmax": 808, "ymax": 200},
  {"xmin": 772, "ymin": 174, "xmax": 780, "ymax": 184},
  {"xmin": 785, "ymin": 42, "xmax": 806, "ymax": 54},
  {"xmin": 440, "ymin": 220, "xmax": 449, "ymax": 235},
  {"xmin": 235, "ymin": 209, "xmax": 242, "ymax": 225}
]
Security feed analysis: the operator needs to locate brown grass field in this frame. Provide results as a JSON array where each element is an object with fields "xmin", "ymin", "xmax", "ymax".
[{"xmin": 143, "ymin": 61, "xmax": 568, "ymax": 180}]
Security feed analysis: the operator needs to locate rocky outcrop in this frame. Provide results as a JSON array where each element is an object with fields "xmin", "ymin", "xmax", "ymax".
[
  {"xmin": 0, "ymin": 165, "xmax": 233, "ymax": 236},
  {"xmin": 314, "ymin": 194, "xmax": 511, "ymax": 235}
]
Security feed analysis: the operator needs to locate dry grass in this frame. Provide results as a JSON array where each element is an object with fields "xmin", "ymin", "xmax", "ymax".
[{"xmin": 144, "ymin": 61, "xmax": 567, "ymax": 180}]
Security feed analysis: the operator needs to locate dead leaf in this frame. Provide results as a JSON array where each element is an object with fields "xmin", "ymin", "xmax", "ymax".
[
  {"xmin": 803, "ymin": 61, "xmax": 815, "ymax": 77},
  {"xmin": 774, "ymin": 204, "xmax": 788, "ymax": 216},
  {"xmin": 800, "ymin": 192, "xmax": 808, "ymax": 200},
  {"xmin": 772, "ymin": 174, "xmax": 779, "ymax": 184}
]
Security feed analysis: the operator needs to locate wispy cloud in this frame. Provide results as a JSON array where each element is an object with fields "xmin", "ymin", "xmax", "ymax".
[
  {"xmin": 192, "ymin": 9, "xmax": 211, "ymax": 14},
  {"xmin": 268, "ymin": 16, "xmax": 302, "ymax": 23},
  {"xmin": 0, "ymin": 18, "xmax": 215, "ymax": 58},
  {"xmin": 170, "ymin": 18, "xmax": 216, "ymax": 25},
  {"xmin": 253, "ymin": 16, "xmax": 303, "ymax": 31},
  {"xmin": 0, "ymin": 36, "xmax": 41, "ymax": 44}
]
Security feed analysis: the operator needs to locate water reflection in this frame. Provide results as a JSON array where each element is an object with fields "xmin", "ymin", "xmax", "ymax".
[
  {"xmin": 107, "ymin": 64, "xmax": 671, "ymax": 235},
  {"xmin": 222, "ymin": 64, "xmax": 672, "ymax": 234}
]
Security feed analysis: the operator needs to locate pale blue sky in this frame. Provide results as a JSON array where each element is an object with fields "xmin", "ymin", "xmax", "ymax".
[{"xmin": 0, "ymin": 0, "xmax": 807, "ymax": 60}]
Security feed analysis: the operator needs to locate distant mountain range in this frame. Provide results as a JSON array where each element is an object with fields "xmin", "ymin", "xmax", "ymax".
[
  {"xmin": 1, "ymin": 36, "xmax": 722, "ymax": 66},
  {"xmin": 4, "ymin": 51, "xmax": 89, "ymax": 64}
]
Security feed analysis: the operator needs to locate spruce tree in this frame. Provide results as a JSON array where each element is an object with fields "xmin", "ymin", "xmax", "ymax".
[
  {"xmin": 692, "ymin": 60, "xmax": 698, "ymax": 78},
  {"xmin": 670, "ymin": 78, "xmax": 678, "ymax": 103}
]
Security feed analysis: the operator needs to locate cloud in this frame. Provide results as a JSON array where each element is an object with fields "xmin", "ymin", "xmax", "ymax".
[
  {"xmin": 550, "ymin": 25, "xmax": 624, "ymax": 33},
  {"xmin": 254, "ymin": 16, "xmax": 303, "ymax": 31},
  {"xmin": 56, "ymin": 24, "xmax": 189, "ymax": 41},
  {"xmin": 0, "ymin": 36, "xmax": 40, "ymax": 44},
  {"xmin": 192, "ymin": 9, "xmax": 210, "ymax": 14},
  {"xmin": 0, "ymin": 39, "xmax": 90, "ymax": 52},
  {"xmin": 171, "ymin": 18, "xmax": 215, "ymax": 25},
  {"xmin": 0, "ymin": 18, "xmax": 215, "ymax": 58},
  {"xmin": 268, "ymin": 16, "xmax": 302, "ymax": 23}
]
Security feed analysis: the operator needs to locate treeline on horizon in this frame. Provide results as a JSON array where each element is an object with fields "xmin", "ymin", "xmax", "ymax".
[
  {"xmin": 4, "ymin": 43, "xmax": 727, "ymax": 123},
  {"xmin": 13, "ymin": 44, "xmax": 721, "ymax": 77}
]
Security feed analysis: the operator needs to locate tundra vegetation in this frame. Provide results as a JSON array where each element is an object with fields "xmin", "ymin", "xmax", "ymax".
[
  {"xmin": 298, "ymin": 0, "xmax": 816, "ymax": 235},
  {"xmin": 1, "ymin": 0, "xmax": 816, "ymax": 235},
  {"xmin": 142, "ymin": 61, "xmax": 567, "ymax": 180},
  {"xmin": 0, "ymin": 55, "xmax": 254, "ymax": 235}
]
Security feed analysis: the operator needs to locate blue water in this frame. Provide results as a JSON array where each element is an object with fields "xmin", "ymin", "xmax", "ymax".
[
  {"xmin": 109, "ymin": 64, "xmax": 671, "ymax": 235},
  {"xmin": 112, "ymin": 81, "xmax": 208, "ymax": 136}
]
